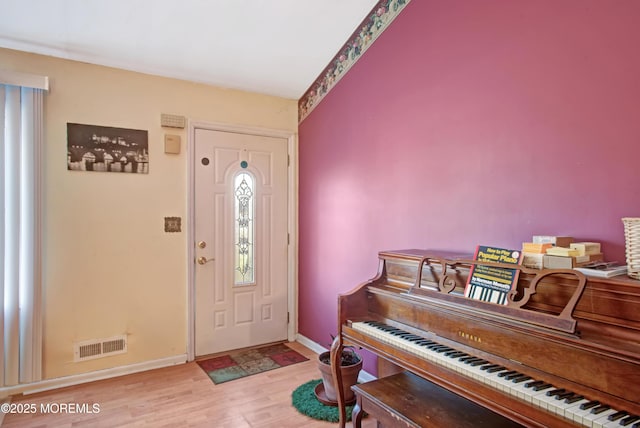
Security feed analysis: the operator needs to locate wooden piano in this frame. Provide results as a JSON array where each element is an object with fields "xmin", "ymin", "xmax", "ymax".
[{"xmin": 329, "ymin": 249, "xmax": 640, "ymax": 427}]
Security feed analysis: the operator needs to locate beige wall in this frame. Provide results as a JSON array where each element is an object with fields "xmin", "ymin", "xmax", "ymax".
[{"xmin": 1, "ymin": 48, "xmax": 298, "ymax": 379}]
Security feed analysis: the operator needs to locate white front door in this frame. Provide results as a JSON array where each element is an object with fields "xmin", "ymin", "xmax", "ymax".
[{"xmin": 194, "ymin": 128, "xmax": 288, "ymax": 356}]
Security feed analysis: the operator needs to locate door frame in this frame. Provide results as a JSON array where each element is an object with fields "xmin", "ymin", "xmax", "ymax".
[{"xmin": 186, "ymin": 120, "xmax": 298, "ymax": 361}]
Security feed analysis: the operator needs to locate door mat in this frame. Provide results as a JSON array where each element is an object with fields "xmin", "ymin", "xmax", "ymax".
[{"xmin": 196, "ymin": 342, "xmax": 308, "ymax": 384}]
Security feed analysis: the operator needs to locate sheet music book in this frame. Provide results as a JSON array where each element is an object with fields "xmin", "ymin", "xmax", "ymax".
[
  {"xmin": 574, "ymin": 262, "xmax": 627, "ymax": 278},
  {"xmin": 464, "ymin": 245, "xmax": 523, "ymax": 305}
]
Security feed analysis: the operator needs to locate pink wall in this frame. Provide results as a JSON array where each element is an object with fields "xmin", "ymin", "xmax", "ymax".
[{"xmin": 298, "ymin": 0, "xmax": 640, "ymax": 372}]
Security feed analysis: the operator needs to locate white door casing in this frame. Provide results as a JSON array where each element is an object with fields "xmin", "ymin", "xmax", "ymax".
[{"xmin": 191, "ymin": 124, "xmax": 294, "ymax": 357}]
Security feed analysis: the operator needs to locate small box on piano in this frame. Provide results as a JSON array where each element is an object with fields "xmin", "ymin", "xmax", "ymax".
[
  {"xmin": 532, "ymin": 235, "xmax": 574, "ymax": 247},
  {"xmin": 522, "ymin": 252, "xmax": 545, "ymax": 269},
  {"xmin": 543, "ymin": 254, "xmax": 592, "ymax": 269},
  {"xmin": 569, "ymin": 242, "xmax": 602, "ymax": 256},
  {"xmin": 522, "ymin": 242, "xmax": 553, "ymax": 254},
  {"xmin": 545, "ymin": 247, "xmax": 581, "ymax": 257}
]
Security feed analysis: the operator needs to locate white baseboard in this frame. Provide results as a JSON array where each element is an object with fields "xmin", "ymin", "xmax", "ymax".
[
  {"xmin": 295, "ymin": 334, "xmax": 375, "ymax": 383},
  {"xmin": 2, "ymin": 338, "xmax": 373, "ymax": 399},
  {"xmin": 296, "ymin": 333, "xmax": 328, "ymax": 354},
  {"xmin": 0, "ymin": 354, "xmax": 187, "ymax": 397}
]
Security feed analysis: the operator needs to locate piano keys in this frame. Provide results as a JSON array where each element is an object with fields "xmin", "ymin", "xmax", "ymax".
[
  {"xmin": 352, "ymin": 320, "xmax": 639, "ymax": 427},
  {"xmin": 329, "ymin": 249, "xmax": 640, "ymax": 428}
]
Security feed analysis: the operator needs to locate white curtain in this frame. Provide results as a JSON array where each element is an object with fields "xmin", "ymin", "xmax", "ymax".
[{"xmin": 1, "ymin": 83, "xmax": 43, "ymax": 387}]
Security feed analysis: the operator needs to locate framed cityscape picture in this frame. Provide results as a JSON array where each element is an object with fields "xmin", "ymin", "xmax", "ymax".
[{"xmin": 67, "ymin": 123, "xmax": 149, "ymax": 174}]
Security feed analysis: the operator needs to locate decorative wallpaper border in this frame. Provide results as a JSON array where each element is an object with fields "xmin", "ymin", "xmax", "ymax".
[{"xmin": 298, "ymin": 0, "xmax": 411, "ymax": 123}]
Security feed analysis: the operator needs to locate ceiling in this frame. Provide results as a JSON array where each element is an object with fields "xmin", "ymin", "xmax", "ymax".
[{"xmin": 0, "ymin": 0, "xmax": 379, "ymax": 100}]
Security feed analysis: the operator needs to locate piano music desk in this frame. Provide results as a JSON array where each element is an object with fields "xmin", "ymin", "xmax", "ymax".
[{"xmin": 351, "ymin": 371, "xmax": 522, "ymax": 428}]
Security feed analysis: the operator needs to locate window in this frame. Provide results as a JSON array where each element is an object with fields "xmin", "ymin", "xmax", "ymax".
[
  {"xmin": 1, "ymin": 70, "xmax": 47, "ymax": 387},
  {"xmin": 234, "ymin": 171, "xmax": 255, "ymax": 285}
]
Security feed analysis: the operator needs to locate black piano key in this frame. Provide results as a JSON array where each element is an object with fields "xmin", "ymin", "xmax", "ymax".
[
  {"xmin": 402, "ymin": 335, "xmax": 423, "ymax": 341},
  {"xmin": 470, "ymin": 359, "xmax": 490, "ymax": 367},
  {"xmin": 555, "ymin": 391, "xmax": 575, "ymax": 400},
  {"xmin": 435, "ymin": 347, "xmax": 454, "ymax": 353},
  {"xmin": 463, "ymin": 357, "xmax": 484, "ymax": 365},
  {"xmin": 633, "ymin": 421, "xmax": 640, "ymax": 428},
  {"xmin": 374, "ymin": 323, "xmax": 394, "ymax": 329},
  {"xmin": 591, "ymin": 405, "xmax": 611, "ymax": 414},
  {"xmin": 608, "ymin": 411, "xmax": 629, "ymax": 421},
  {"xmin": 480, "ymin": 364, "xmax": 502, "ymax": 371},
  {"xmin": 477, "ymin": 363, "xmax": 496, "ymax": 370},
  {"xmin": 498, "ymin": 370, "xmax": 518, "ymax": 378},
  {"xmin": 444, "ymin": 350, "xmax": 465, "ymax": 357},
  {"xmin": 486, "ymin": 366, "xmax": 507, "ymax": 373},
  {"xmin": 620, "ymin": 415, "xmax": 640, "ymax": 426},
  {"xmin": 532, "ymin": 383, "xmax": 553, "ymax": 392},
  {"xmin": 565, "ymin": 395, "xmax": 584, "ymax": 404},
  {"xmin": 428, "ymin": 345, "xmax": 448, "ymax": 351},
  {"xmin": 398, "ymin": 333, "xmax": 417, "ymax": 338},
  {"xmin": 426, "ymin": 343, "xmax": 445, "ymax": 349},
  {"xmin": 458, "ymin": 355, "xmax": 477, "ymax": 362},
  {"xmin": 580, "ymin": 401, "xmax": 600, "ymax": 410},
  {"xmin": 511, "ymin": 375, "xmax": 532, "ymax": 383},
  {"xmin": 545, "ymin": 388, "xmax": 566, "ymax": 397},
  {"xmin": 480, "ymin": 364, "xmax": 501, "ymax": 371},
  {"xmin": 504, "ymin": 372, "xmax": 524, "ymax": 380},
  {"xmin": 524, "ymin": 380, "xmax": 544, "ymax": 388}
]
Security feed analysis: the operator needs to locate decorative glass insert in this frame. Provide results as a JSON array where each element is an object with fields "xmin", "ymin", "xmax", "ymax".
[{"xmin": 234, "ymin": 172, "xmax": 255, "ymax": 285}]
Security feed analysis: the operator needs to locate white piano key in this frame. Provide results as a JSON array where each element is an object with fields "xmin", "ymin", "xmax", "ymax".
[
  {"xmin": 590, "ymin": 409, "xmax": 621, "ymax": 428},
  {"xmin": 563, "ymin": 399, "xmax": 593, "ymax": 425},
  {"xmin": 510, "ymin": 379, "xmax": 538, "ymax": 401}
]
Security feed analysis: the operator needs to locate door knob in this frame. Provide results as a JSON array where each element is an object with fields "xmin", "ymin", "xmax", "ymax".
[{"xmin": 197, "ymin": 256, "xmax": 214, "ymax": 265}]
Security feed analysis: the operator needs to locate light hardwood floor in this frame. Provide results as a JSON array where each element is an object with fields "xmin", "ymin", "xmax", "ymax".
[{"xmin": 2, "ymin": 342, "xmax": 375, "ymax": 427}]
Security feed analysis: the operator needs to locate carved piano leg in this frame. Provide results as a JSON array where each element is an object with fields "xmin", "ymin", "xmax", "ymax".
[
  {"xmin": 351, "ymin": 395, "xmax": 364, "ymax": 428},
  {"xmin": 330, "ymin": 335, "xmax": 347, "ymax": 428}
]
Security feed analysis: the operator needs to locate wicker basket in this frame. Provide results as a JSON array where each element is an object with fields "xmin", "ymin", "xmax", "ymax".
[{"xmin": 623, "ymin": 217, "xmax": 640, "ymax": 280}]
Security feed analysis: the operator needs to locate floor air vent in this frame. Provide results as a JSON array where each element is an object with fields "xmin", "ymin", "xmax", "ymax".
[{"xmin": 74, "ymin": 335, "xmax": 128, "ymax": 362}]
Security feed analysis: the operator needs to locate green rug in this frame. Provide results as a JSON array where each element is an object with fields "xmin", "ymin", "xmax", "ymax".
[{"xmin": 291, "ymin": 379, "xmax": 356, "ymax": 423}]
